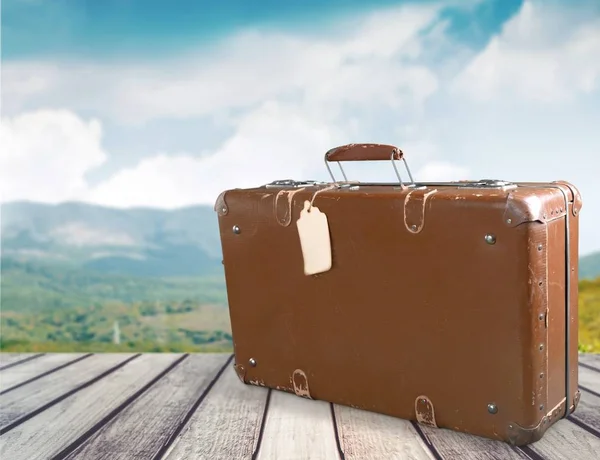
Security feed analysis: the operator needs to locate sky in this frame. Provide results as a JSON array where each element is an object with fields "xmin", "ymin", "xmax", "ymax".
[{"xmin": 1, "ymin": 0, "xmax": 599, "ymax": 255}]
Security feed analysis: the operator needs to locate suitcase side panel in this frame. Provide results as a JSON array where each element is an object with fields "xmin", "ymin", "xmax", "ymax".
[
  {"xmin": 507, "ymin": 182, "xmax": 581, "ymax": 444},
  {"xmin": 216, "ymin": 183, "xmax": 575, "ymax": 445}
]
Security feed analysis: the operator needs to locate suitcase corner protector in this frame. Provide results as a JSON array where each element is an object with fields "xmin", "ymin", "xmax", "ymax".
[
  {"xmin": 506, "ymin": 397, "xmax": 566, "ymax": 445},
  {"xmin": 214, "ymin": 190, "xmax": 230, "ymax": 216}
]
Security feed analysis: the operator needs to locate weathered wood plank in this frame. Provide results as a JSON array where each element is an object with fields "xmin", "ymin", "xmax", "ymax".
[
  {"xmin": 527, "ymin": 418, "xmax": 600, "ymax": 460},
  {"xmin": 570, "ymin": 389, "xmax": 600, "ymax": 433},
  {"xmin": 0, "ymin": 353, "xmax": 181, "ymax": 460},
  {"xmin": 59, "ymin": 353, "xmax": 230, "ymax": 460},
  {"xmin": 0, "ymin": 353, "xmax": 88, "ymax": 392},
  {"xmin": 164, "ymin": 364, "xmax": 268, "ymax": 460},
  {"xmin": 332, "ymin": 404, "xmax": 435, "ymax": 460},
  {"xmin": 0, "ymin": 353, "xmax": 44, "ymax": 371},
  {"xmin": 0, "ymin": 353, "xmax": 135, "ymax": 430},
  {"xmin": 0, "ymin": 353, "xmax": 26, "ymax": 365},
  {"xmin": 254, "ymin": 390, "xmax": 341, "ymax": 460},
  {"xmin": 418, "ymin": 425, "xmax": 529, "ymax": 460},
  {"xmin": 578, "ymin": 363, "xmax": 600, "ymax": 394},
  {"xmin": 579, "ymin": 353, "xmax": 600, "ymax": 369}
]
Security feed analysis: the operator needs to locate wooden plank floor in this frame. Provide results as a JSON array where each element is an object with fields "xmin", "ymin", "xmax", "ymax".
[{"xmin": 0, "ymin": 353, "xmax": 598, "ymax": 460}]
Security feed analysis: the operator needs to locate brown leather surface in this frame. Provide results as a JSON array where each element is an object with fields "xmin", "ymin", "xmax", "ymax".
[
  {"xmin": 216, "ymin": 180, "xmax": 580, "ymax": 445},
  {"xmin": 326, "ymin": 143, "xmax": 403, "ymax": 162}
]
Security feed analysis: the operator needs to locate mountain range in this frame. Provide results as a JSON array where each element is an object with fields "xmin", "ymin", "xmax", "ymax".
[
  {"xmin": 1, "ymin": 200, "xmax": 599, "ymax": 281},
  {"xmin": 1, "ymin": 201, "xmax": 223, "ymax": 278}
]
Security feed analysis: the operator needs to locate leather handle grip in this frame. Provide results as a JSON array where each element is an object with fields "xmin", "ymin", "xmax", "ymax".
[{"xmin": 325, "ymin": 143, "xmax": 403, "ymax": 162}]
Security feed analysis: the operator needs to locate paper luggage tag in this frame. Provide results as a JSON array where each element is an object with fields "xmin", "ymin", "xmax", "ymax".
[{"xmin": 296, "ymin": 200, "xmax": 332, "ymax": 276}]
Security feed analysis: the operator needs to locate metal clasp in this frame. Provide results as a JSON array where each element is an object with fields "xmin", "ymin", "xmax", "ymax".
[
  {"xmin": 467, "ymin": 179, "xmax": 517, "ymax": 189},
  {"xmin": 264, "ymin": 180, "xmax": 324, "ymax": 188}
]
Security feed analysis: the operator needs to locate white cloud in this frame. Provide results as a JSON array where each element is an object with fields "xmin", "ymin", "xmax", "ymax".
[
  {"xmin": 0, "ymin": 109, "xmax": 107, "ymax": 203},
  {"xmin": 453, "ymin": 0, "xmax": 600, "ymax": 102},
  {"xmin": 87, "ymin": 101, "xmax": 343, "ymax": 208},
  {"xmin": 2, "ymin": 5, "xmax": 441, "ymax": 125}
]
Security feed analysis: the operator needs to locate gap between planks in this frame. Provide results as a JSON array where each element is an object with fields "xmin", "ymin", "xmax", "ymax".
[{"xmin": 0, "ymin": 353, "xmax": 45, "ymax": 371}]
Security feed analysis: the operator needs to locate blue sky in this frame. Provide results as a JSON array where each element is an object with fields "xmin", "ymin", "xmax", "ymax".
[
  {"xmin": 1, "ymin": 0, "xmax": 600, "ymax": 254},
  {"xmin": 4, "ymin": 0, "xmax": 523, "ymax": 59}
]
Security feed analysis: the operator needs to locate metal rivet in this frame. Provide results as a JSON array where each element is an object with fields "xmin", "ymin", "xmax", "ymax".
[
  {"xmin": 249, "ymin": 358, "xmax": 257, "ymax": 367},
  {"xmin": 411, "ymin": 224, "xmax": 417, "ymax": 231},
  {"xmin": 538, "ymin": 281, "xmax": 543, "ymax": 286},
  {"xmin": 506, "ymin": 218, "xmax": 512, "ymax": 224},
  {"xmin": 540, "ymin": 405, "xmax": 544, "ymax": 411},
  {"xmin": 540, "ymin": 373, "xmax": 544, "ymax": 379},
  {"xmin": 420, "ymin": 398, "xmax": 427, "ymax": 404},
  {"xmin": 537, "ymin": 244, "xmax": 543, "ymax": 251},
  {"xmin": 222, "ymin": 207, "xmax": 227, "ymax": 213},
  {"xmin": 539, "ymin": 313, "xmax": 544, "ymax": 320},
  {"xmin": 484, "ymin": 234, "xmax": 496, "ymax": 245},
  {"xmin": 543, "ymin": 214, "xmax": 547, "ymax": 219},
  {"xmin": 488, "ymin": 403, "xmax": 498, "ymax": 414},
  {"xmin": 233, "ymin": 225, "xmax": 241, "ymax": 234},
  {"xmin": 539, "ymin": 344, "xmax": 544, "ymax": 351},
  {"xmin": 574, "ymin": 209, "xmax": 578, "ymax": 215}
]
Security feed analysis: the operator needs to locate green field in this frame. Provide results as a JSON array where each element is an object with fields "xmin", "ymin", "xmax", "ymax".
[
  {"xmin": 0, "ymin": 300, "xmax": 233, "ymax": 353},
  {"xmin": 0, "ymin": 258, "xmax": 232, "ymax": 352},
  {"xmin": 579, "ymin": 277, "xmax": 600, "ymax": 353},
  {"xmin": 0, "ymin": 258, "xmax": 227, "ymax": 312}
]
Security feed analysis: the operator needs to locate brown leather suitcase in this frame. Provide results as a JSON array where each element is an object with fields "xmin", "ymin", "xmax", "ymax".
[{"xmin": 214, "ymin": 143, "xmax": 582, "ymax": 445}]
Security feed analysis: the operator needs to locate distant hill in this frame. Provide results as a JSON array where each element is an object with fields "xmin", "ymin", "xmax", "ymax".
[
  {"xmin": 580, "ymin": 251, "xmax": 600, "ymax": 280},
  {"xmin": 0, "ymin": 257, "xmax": 227, "ymax": 312},
  {"xmin": 1, "ymin": 201, "xmax": 223, "ymax": 278}
]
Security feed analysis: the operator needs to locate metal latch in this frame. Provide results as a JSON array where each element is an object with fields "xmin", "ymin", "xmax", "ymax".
[
  {"xmin": 264, "ymin": 179, "xmax": 324, "ymax": 188},
  {"xmin": 471, "ymin": 179, "xmax": 515, "ymax": 188}
]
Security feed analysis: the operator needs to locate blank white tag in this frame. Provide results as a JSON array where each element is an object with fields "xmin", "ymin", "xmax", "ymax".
[{"xmin": 296, "ymin": 200, "xmax": 332, "ymax": 276}]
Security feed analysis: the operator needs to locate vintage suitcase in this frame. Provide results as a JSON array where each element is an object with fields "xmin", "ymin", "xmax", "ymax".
[{"xmin": 214, "ymin": 143, "xmax": 582, "ymax": 445}]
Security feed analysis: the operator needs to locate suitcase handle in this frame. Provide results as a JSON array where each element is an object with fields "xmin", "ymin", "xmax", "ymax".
[
  {"xmin": 325, "ymin": 143, "xmax": 403, "ymax": 162},
  {"xmin": 324, "ymin": 143, "xmax": 414, "ymax": 186}
]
